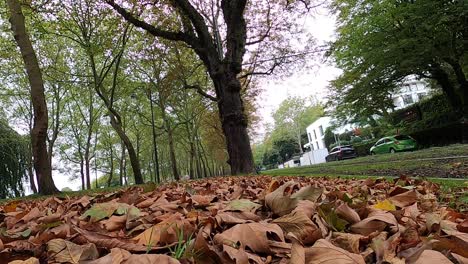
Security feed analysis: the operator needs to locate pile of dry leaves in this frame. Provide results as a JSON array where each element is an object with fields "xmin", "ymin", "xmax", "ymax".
[{"xmin": 1, "ymin": 176, "xmax": 467, "ymax": 264}]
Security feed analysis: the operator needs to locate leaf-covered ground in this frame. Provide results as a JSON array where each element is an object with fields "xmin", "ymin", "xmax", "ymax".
[{"xmin": 1, "ymin": 176, "xmax": 467, "ymax": 264}]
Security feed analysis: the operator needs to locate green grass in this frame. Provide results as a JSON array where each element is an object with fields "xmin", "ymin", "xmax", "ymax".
[{"xmin": 263, "ymin": 144, "xmax": 468, "ymax": 179}]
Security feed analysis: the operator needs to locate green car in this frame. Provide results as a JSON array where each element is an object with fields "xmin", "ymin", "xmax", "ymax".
[{"xmin": 370, "ymin": 135, "xmax": 417, "ymax": 154}]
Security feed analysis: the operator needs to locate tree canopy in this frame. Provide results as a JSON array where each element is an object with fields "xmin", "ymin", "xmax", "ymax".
[{"xmin": 328, "ymin": 0, "xmax": 468, "ymax": 124}]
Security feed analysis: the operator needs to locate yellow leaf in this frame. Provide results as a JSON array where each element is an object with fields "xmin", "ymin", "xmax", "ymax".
[{"xmin": 372, "ymin": 200, "xmax": 396, "ymax": 211}]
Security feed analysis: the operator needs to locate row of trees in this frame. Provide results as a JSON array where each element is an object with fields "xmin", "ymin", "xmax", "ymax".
[
  {"xmin": 328, "ymin": 0, "xmax": 467, "ymax": 127},
  {"xmin": 253, "ymin": 96, "xmax": 323, "ymax": 169},
  {"xmin": 1, "ymin": 0, "xmax": 317, "ymax": 195}
]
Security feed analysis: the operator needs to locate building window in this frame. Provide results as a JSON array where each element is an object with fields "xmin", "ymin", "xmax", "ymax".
[
  {"xmin": 311, "ymin": 144, "xmax": 314, "ymax": 150},
  {"xmin": 308, "ymin": 133, "xmax": 312, "ymax": 142},
  {"xmin": 402, "ymin": 94, "xmax": 413, "ymax": 105},
  {"xmin": 313, "ymin": 129, "xmax": 317, "ymax": 139},
  {"xmin": 316, "ymin": 142, "xmax": 319, "ymax": 149},
  {"xmin": 319, "ymin": 125, "xmax": 324, "ymax": 136}
]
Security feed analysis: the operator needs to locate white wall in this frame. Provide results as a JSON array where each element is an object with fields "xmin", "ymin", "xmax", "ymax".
[{"xmin": 300, "ymin": 149, "xmax": 329, "ymax": 166}]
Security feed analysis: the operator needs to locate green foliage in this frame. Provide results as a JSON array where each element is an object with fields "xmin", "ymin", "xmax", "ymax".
[
  {"xmin": 324, "ymin": 128, "xmax": 335, "ymax": 150},
  {"xmin": 0, "ymin": 119, "xmax": 28, "ymax": 199},
  {"xmin": 329, "ymin": 0, "xmax": 468, "ymax": 123},
  {"xmin": 352, "ymin": 139, "xmax": 378, "ymax": 156}
]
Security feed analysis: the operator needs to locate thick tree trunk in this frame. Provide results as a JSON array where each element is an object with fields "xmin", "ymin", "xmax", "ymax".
[
  {"xmin": 110, "ymin": 115, "xmax": 144, "ymax": 184},
  {"xmin": 430, "ymin": 65, "xmax": 464, "ymax": 115},
  {"xmin": 213, "ymin": 74, "xmax": 254, "ymax": 175},
  {"xmin": 7, "ymin": 0, "xmax": 58, "ymax": 195}
]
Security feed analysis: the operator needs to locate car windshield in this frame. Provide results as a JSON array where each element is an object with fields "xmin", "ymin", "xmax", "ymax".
[{"xmin": 394, "ymin": 135, "xmax": 412, "ymax": 140}]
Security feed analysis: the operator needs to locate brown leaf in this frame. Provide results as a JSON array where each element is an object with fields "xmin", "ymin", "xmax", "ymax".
[
  {"xmin": 8, "ymin": 258, "xmax": 40, "ymax": 264},
  {"xmin": 21, "ymin": 207, "xmax": 42, "ymax": 222},
  {"xmin": 457, "ymin": 219, "xmax": 468, "ymax": 233},
  {"xmin": 413, "ymin": 250, "xmax": 453, "ymax": 264},
  {"xmin": 213, "ymin": 222, "xmax": 284, "ymax": 254},
  {"xmin": 223, "ymin": 245, "xmax": 264, "ymax": 264},
  {"xmin": 350, "ymin": 211, "xmax": 398, "ymax": 236},
  {"xmin": 272, "ymin": 211, "xmax": 321, "ymax": 245},
  {"xmin": 75, "ymin": 227, "xmax": 168, "ymax": 252},
  {"xmin": 82, "ymin": 248, "xmax": 181, "ymax": 264},
  {"xmin": 336, "ymin": 203, "xmax": 361, "ymax": 224},
  {"xmin": 133, "ymin": 214, "xmax": 194, "ymax": 246},
  {"xmin": 265, "ymin": 182, "xmax": 322, "ymax": 216},
  {"xmin": 388, "ymin": 190, "xmax": 418, "ymax": 208},
  {"xmin": 304, "ymin": 239, "xmax": 365, "ymax": 264},
  {"xmin": 47, "ymin": 239, "xmax": 99, "ymax": 263},
  {"xmin": 331, "ymin": 232, "xmax": 364, "ymax": 254}
]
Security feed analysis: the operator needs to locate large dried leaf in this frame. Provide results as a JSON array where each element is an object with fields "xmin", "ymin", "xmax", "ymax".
[
  {"xmin": 81, "ymin": 202, "xmax": 135, "ymax": 222},
  {"xmin": 224, "ymin": 199, "xmax": 261, "ymax": 212},
  {"xmin": 82, "ymin": 248, "xmax": 181, "ymax": 264},
  {"xmin": 265, "ymin": 182, "xmax": 322, "ymax": 216},
  {"xmin": 213, "ymin": 222, "xmax": 284, "ymax": 254},
  {"xmin": 272, "ymin": 211, "xmax": 321, "ymax": 244},
  {"xmin": 133, "ymin": 214, "xmax": 194, "ymax": 246},
  {"xmin": 388, "ymin": 190, "xmax": 418, "ymax": 208},
  {"xmin": 304, "ymin": 239, "xmax": 365, "ymax": 264},
  {"xmin": 350, "ymin": 211, "xmax": 398, "ymax": 236},
  {"xmin": 413, "ymin": 250, "xmax": 453, "ymax": 264},
  {"xmin": 47, "ymin": 239, "xmax": 99, "ymax": 263}
]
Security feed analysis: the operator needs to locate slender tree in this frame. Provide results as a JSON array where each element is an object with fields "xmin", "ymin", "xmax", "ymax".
[{"xmin": 6, "ymin": 0, "xmax": 59, "ymax": 194}]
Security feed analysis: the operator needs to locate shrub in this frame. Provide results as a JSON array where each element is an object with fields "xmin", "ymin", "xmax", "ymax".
[
  {"xmin": 329, "ymin": 140, "xmax": 351, "ymax": 149},
  {"xmin": 352, "ymin": 139, "xmax": 378, "ymax": 156}
]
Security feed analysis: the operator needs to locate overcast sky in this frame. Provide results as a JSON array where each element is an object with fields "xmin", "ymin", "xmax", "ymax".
[{"xmin": 254, "ymin": 7, "xmax": 340, "ymax": 141}]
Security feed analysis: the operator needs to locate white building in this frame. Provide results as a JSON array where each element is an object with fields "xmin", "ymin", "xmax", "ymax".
[
  {"xmin": 392, "ymin": 76, "xmax": 430, "ymax": 110},
  {"xmin": 304, "ymin": 117, "xmax": 353, "ymax": 152}
]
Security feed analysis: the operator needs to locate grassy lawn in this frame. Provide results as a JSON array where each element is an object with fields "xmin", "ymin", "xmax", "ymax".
[{"xmin": 263, "ymin": 144, "xmax": 468, "ymax": 178}]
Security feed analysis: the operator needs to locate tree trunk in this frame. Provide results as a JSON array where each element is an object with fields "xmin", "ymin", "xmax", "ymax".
[
  {"xmin": 107, "ymin": 144, "xmax": 114, "ymax": 187},
  {"xmin": 213, "ymin": 74, "xmax": 254, "ymax": 175},
  {"xmin": 119, "ymin": 140, "xmax": 125, "ymax": 186},
  {"xmin": 149, "ymin": 90, "xmax": 160, "ymax": 183},
  {"xmin": 7, "ymin": 0, "xmax": 58, "ymax": 195},
  {"xmin": 430, "ymin": 65, "xmax": 463, "ymax": 114},
  {"xmin": 110, "ymin": 115, "xmax": 143, "ymax": 184}
]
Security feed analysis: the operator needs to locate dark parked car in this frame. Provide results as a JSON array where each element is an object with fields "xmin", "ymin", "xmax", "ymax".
[{"xmin": 326, "ymin": 145, "xmax": 357, "ymax": 162}]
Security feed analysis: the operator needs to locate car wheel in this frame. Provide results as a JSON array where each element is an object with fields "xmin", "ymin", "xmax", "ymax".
[
  {"xmin": 371, "ymin": 151, "xmax": 375, "ymax": 155},
  {"xmin": 390, "ymin": 148, "xmax": 396, "ymax": 153}
]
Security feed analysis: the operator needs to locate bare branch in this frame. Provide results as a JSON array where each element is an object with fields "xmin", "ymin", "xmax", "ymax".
[{"xmin": 184, "ymin": 83, "xmax": 218, "ymax": 102}]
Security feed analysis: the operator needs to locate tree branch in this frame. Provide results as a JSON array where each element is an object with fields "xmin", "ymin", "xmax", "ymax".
[
  {"xmin": 184, "ymin": 83, "xmax": 218, "ymax": 102},
  {"xmin": 105, "ymin": 0, "xmax": 198, "ymax": 46}
]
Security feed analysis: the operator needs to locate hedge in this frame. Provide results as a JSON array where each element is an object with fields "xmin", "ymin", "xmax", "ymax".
[{"xmin": 352, "ymin": 139, "xmax": 378, "ymax": 156}]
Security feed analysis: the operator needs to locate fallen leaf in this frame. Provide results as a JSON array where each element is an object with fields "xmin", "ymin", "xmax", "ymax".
[
  {"xmin": 372, "ymin": 200, "xmax": 396, "ymax": 211},
  {"xmin": 224, "ymin": 199, "xmax": 261, "ymax": 212},
  {"xmin": 414, "ymin": 250, "xmax": 453, "ymax": 264},
  {"xmin": 304, "ymin": 239, "xmax": 365, "ymax": 264},
  {"xmin": 47, "ymin": 239, "xmax": 99, "ymax": 263},
  {"xmin": 388, "ymin": 190, "xmax": 418, "ymax": 208},
  {"xmin": 272, "ymin": 211, "xmax": 321, "ymax": 244},
  {"xmin": 350, "ymin": 211, "xmax": 398, "ymax": 236},
  {"xmin": 81, "ymin": 202, "xmax": 131, "ymax": 222},
  {"xmin": 213, "ymin": 222, "xmax": 284, "ymax": 254},
  {"xmin": 336, "ymin": 203, "xmax": 361, "ymax": 224},
  {"xmin": 9, "ymin": 258, "xmax": 40, "ymax": 264}
]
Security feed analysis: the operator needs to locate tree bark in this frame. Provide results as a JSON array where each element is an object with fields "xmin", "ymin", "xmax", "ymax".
[
  {"xmin": 7, "ymin": 0, "xmax": 58, "ymax": 195},
  {"xmin": 430, "ymin": 65, "xmax": 464, "ymax": 114}
]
